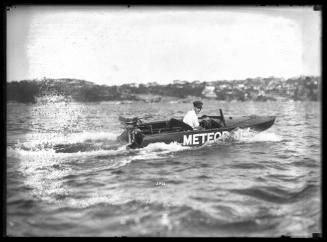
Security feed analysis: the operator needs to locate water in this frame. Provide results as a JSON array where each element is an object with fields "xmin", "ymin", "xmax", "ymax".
[{"xmin": 6, "ymin": 98, "xmax": 321, "ymax": 237}]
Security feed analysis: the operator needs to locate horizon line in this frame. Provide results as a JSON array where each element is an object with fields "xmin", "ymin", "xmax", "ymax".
[{"xmin": 7, "ymin": 74, "xmax": 321, "ymax": 86}]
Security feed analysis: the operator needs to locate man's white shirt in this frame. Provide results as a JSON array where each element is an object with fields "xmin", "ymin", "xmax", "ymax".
[{"xmin": 183, "ymin": 109, "xmax": 199, "ymax": 129}]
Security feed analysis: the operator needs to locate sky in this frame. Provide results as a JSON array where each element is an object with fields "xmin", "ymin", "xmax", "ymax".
[{"xmin": 7, "ymin": 5, "xmax": 321, "ymax": 85}]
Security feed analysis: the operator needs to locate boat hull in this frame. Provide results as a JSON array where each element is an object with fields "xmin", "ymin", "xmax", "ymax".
[{"xmin": 119, "ymin": 115, "xmax": 276, "ymax": 148}]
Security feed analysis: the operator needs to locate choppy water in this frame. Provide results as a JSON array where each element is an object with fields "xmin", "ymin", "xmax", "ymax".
[{"xmin": 6, "ymin": 98, "xmax": 321, "ymax": 237}]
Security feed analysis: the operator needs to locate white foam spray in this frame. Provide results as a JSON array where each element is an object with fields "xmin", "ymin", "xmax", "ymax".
[{"xmin": 230, "ymin": 128, "xmax": 282, "ymax": 143}]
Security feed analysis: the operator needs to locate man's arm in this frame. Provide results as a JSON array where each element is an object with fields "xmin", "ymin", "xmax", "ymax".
[
  {"xmin": 193, "ymin": 113, "xmax": 204, "ymax": 130},
  {"xmin": 183, "ymin": 111, "xmax": 193, "ymax": 128}
]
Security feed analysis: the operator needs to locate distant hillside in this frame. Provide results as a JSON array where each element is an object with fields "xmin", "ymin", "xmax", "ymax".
[
  {"xmin": 7, "ymin": 78, "xmax": 121, "ymax": 103},
  {"xmin": 6, "ymin": 76, "xmax": 320, "ymax": 103}
]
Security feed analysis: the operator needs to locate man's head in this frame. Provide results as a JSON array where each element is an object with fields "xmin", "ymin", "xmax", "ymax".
[{"xmin": 193, "ymin": 101, "xmax": 203, "ymax": 114}]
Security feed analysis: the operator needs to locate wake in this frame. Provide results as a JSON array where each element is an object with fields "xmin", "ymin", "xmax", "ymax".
[{"xmin": 7, "ymin": 128, "xmax": 281, "ymax": 164}]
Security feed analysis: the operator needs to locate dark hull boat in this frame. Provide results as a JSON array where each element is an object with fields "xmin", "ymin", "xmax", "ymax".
[{"xmin": 118, "ymin": 109, "xmax": 276, "ymax": 149}]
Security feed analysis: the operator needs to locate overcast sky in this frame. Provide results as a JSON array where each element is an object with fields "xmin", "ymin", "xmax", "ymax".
[{"xmin": 7, "ymin": 5, "xmax": 321, "ymax": 85}]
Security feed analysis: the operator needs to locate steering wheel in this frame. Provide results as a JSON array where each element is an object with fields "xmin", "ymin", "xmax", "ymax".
[{"xmin": 200, "ymin": 119, "xmax": 210, "ymax": 129}]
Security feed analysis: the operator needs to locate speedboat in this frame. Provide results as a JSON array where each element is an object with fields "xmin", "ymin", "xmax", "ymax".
[{"xmin": 118, "ymin": 109, "xmax": 276, "ymax": 149}]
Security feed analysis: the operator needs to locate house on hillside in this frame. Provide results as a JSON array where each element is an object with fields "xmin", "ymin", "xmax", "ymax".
[
  {"xmin": 173, "ymin": 80, "xmax": 188, "ymax": 85},
  {"xmin": 129, "ymin": 83, "xmax": 140, "ymax": 88},
  {"xmin": 145, "ymin": 82, "xmax": 159, "ymax": 87},
  {"xmin": 202, "ymin": 85, "xmax": 217, "ymax": 99}
]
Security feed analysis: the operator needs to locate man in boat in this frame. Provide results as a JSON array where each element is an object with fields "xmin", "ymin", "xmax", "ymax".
[{"xmin": 183, "ymin": 101, "xmax": 204, "ymax": 130}]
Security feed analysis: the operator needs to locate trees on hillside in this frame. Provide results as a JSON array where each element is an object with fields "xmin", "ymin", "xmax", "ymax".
[{"xmin": 6, "ymin": 76, "xmax": 321, "ymax": 103}]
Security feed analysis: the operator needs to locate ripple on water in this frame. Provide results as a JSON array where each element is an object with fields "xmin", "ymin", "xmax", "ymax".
[
  {"xmin": 230, "ymin": 162, "xmax": 267, "ymax": 170},
  {"xmin": 266, "ymin": 173, "xmax": 306, "ymax": 182},
  {"xmin": 231, "ymin": 184, "xmax": 318, "ymax": 204},
  {"xmin": 196, "ymin": 174, "xmax": 211, "ymax": 179},
  {"xmin": 290, "ymin": 158, "xmax": 320, "ymax": 168}
]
